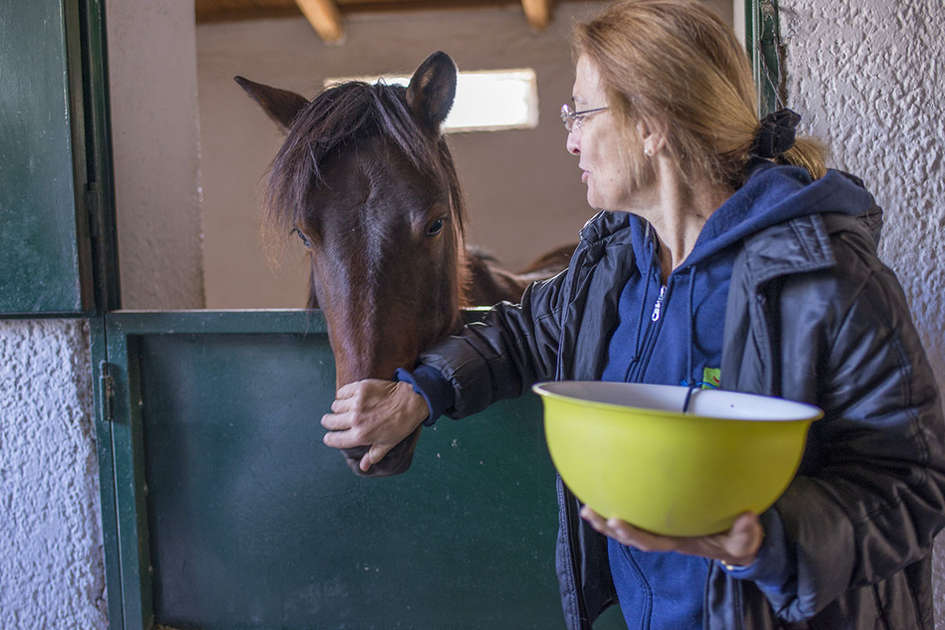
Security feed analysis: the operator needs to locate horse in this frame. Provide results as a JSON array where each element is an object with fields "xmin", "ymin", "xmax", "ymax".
[{"xmin": 236, "ymin": 51, "xmax": 574, "ymax": 477}]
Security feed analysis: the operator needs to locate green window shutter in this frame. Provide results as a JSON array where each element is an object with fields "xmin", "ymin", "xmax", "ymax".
[
  {"xmin": 745, "ymin": 0, "xmax": 783, "ymax": 117},
  {"xmin": 0, "ymin": 0, "xmax": 96, "ymax": 316}
]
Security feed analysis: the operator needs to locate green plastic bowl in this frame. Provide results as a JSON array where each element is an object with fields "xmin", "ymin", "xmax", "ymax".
[{"xmin": 532, "ymin": 381, "xmax": 822, "ymax": 536}]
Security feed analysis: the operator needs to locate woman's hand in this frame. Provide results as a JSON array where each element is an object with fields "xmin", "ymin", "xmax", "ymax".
[
  {"xmin": 580, "ymin": 507, "xmax": 764, "ymax": 567},
  {"xmin": 321, "ymin": 379, "xmax": 429, "ymax": 473}
]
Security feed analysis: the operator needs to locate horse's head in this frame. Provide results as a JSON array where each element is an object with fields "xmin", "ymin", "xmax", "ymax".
[{"xmin": 237, "ymin": 52, "xmax": 467, "ymax": 477}]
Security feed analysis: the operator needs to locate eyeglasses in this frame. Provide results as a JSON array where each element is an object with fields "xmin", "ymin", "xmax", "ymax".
[{"xmin": 560, "ymin": 104, "xmax": 609, "ymax": 132}]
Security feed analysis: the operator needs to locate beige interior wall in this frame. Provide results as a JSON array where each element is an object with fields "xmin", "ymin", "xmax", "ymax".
[
  {"xmin": 196, "ymin": 1, "xmax": 733, "ymax": 309},
  {"xmin": 107, "ymin": 0, "xmax": 205, "ymax": 309}
]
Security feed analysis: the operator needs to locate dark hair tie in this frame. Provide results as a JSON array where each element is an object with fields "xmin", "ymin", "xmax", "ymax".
[{"xmin": 751, "ymin": 108, "xmax": 801, "ymax": 158}]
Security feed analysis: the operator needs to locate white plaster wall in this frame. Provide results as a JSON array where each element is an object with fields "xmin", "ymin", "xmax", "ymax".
[
  {"xmin": 0, "ymin": 320, "xmax": 106, "ymax": 629},
  {"xmin": 778, "ymin": 0, "xmax": 945, "ymax": 625},
  {"xmin": 107, "ymin": 0, "xmax": 205, "ymax": 309}
]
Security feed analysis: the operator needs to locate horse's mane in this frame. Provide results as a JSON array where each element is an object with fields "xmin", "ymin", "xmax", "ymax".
[{"xmin": 265, "ymin": 81, "xmax": 466, "ymax": 238}]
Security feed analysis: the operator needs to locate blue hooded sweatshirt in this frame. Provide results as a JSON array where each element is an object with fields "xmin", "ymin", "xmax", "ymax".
[
  {"xmin": 598, "ymin": 163, "xmax": 874, "ymax": 629},
  {"xmin": 398, "ymin": 163, "xmax": 876, "ymax": 628}
]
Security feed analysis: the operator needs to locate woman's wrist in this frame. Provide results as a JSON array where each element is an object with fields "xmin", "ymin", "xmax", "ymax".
[
  {"xmin": 393, "ymin": 381, "xmax": 430, "ymax": 430},
  {"xmin": 394, "ymin": 365, "xmax": 454, "ymax": 426}
]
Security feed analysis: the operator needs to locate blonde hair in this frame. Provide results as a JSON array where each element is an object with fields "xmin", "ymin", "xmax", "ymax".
[{"xmin": 572, "ymin": 0, "xmax": 826, "ymax": 188}]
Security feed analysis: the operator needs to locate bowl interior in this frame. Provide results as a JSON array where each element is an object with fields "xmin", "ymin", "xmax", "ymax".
[{"xmin": 533, "ymin": 381, "xmax": 822, "ymax": 422}]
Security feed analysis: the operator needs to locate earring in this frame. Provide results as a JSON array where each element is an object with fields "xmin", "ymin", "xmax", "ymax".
[{"xmin": 644, "ymin": 146, "xmax": 654, "ymax": 157}]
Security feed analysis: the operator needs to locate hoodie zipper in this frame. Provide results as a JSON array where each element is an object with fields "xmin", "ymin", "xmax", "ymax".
[
  {"xmin": 628, "ymin": 283, "xmax": 670, "ymax": 383},
  {"xmin": 650, "ymin": 285, "xmax": 667, "ymax": 321}
]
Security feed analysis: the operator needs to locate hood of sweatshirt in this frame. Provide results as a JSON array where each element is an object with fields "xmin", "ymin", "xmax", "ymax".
[{"xmin": 623, "ymin": 163, "xmax": 877, "ymax": 277}]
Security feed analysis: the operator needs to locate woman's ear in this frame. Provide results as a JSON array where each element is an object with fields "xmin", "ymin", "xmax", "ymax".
[{"xmin": 637, "ymin": 118, "xmax": 668, "ymax": 156}]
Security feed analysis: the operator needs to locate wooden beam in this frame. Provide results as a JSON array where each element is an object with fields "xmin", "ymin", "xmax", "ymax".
[
  {"xmin": 196, "ymin": 1, "xmax": 586, "ymax": 25},
  {"xmin": 294, "ymin": 0, "xmax": 344, "ymax": 42},
  {"xmin": 521, "ymin": 0, "xmax": 551, "ymax": 29}
]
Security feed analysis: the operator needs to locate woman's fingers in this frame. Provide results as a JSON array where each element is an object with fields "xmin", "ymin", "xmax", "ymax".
[
  {"xmin": 321, "ymin": 379, "xmax": 390, "ymax": 433},
  {"xmin": 321, "ymin": 379, "xmax": 428, "ymax": 458},
  {"xmin": 335, "ymin": 378, "xmax": 387, "ymax": 399},
  {"xmin": 580, "ymin": 506, "xmax": 607, "ymax": 530},
  {"xmin": 359, "ymin": 443, "xmax": 391, "ymax": 472},
  {"xmin": 322, "ymin": 427, "xmax": 364, "ymax": 449},
  {"xmin": 580, "ymin": 507, "xmax": 643, "ymax": 546},
  {"xmin": 579, "ymin": 506, "xmax": 764, "ymax": 565},
  {"xmin": 335, "ymin": 381, "xmax": 360, "ymax": 399},
  {"xmin": 320, "ymin": 410, "xmax": 350, "ymax": 431},
  {"xmin": 606, "ymin": 519, "xmax": 674, "ymax": 551}
]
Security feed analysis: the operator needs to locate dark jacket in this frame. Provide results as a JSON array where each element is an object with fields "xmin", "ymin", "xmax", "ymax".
[{"xmin": 419, "ymin": 193, "xmax": 945, "ymax": 628}]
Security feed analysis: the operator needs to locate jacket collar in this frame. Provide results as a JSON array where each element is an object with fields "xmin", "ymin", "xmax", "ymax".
[
  {"xmin": 577, "ymin": 206, "xmax": 881, "ymax": 290},
  {"xmin": 579, "ymin": 210, "xmax": 838, "ymax": 289},
  {"xmin": 739, "ymin": 213, "xmax": 838, "ymax": 289},
  {"xmin": 578, "ymin": 211, "xmax": 633, "ymax": 245}
]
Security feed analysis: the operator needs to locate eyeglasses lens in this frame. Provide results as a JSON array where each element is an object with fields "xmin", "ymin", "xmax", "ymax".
[{"xmin": 560, "ymin": 104, "xmax": 573, "ymax": 131}]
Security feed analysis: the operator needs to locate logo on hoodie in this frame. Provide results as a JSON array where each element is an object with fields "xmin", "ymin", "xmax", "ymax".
[{"xmin": 702, "ymin": 367, "xmax": 721, "ymax": 389}]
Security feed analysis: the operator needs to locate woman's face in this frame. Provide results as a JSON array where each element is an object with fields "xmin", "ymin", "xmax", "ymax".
[{"xmin": 567, "ymin": 55, "xmax": 633, "ymax": 211}]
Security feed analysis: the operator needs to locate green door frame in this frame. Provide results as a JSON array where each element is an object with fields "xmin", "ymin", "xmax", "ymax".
[
  {"xmin": 746, "ymin": 0, "xmax": 784, "ymax": 117},
  {"xmin": 0, "ymin": 0, "xmax": 118, "ymax": 317}
]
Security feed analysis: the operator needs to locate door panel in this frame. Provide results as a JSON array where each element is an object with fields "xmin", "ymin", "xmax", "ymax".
[
  {"xmin": 103, "ymin": 311, "xmax": 628, "ymax": 629},
  {"xmin": 0, "ymin": 0, "xmax": 92, "ymax": 315}
]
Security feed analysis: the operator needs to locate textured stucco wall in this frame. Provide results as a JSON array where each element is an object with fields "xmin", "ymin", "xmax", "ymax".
[
  {"xmin": 107, "ymin": 0, "xmax": 205, "ymax": 309},
  {"xmin": 0, "ymin": 320, "xmax": 106, "ymax": 629},
  {"xmin": 778, "ymin": 0, "xmax": 945, "ymax": 625}
]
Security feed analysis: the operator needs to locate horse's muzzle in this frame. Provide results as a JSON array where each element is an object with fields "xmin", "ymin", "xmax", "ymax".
[{"xmin": 340, "ymin": 426, "xmax": 423, "ymax": 477}]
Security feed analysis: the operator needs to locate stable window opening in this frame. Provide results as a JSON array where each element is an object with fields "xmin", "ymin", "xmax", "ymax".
[{"xmin": 325, "ymin": 68, "xmax": 539, "ymax": 132}]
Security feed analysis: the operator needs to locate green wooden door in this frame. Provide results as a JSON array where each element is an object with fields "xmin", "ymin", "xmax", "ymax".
[
  {"xmin": 0, "ymin": 0, "xmax": 95, "ymax": 315},
  {"xmin": 100, "ymin": 311, "xmax": 627, "ymax": 629}
]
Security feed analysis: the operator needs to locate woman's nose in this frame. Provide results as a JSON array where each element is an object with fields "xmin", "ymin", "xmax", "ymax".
[{"xmin": 566, "ymin": 129, "xmax": 580, "ymax": 155}]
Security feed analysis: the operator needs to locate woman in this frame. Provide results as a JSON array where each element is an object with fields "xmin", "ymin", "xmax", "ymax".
[{"xmin": 320, "ymin": 1, "xmax": 945, "ymax": 627}]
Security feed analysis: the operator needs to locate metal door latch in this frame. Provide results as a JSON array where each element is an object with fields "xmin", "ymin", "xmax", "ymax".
[{"xmin": 100, "ymin": 360, "xmax": 115, "ymax": 422}]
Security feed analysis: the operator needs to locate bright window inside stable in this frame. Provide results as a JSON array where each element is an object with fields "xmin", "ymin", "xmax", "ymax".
[{"xmin": 324, "ymin": 68, "xmax": 539, "ymax": 132}]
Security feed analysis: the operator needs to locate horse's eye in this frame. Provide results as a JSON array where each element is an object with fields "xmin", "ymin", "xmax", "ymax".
[
  {"xmin": 291, "ymin": 227, "xmax": 312, "ymax": 248},
  {"xmin": 425, "ymin": 218, "xmax": 445, "ymax": 237}
]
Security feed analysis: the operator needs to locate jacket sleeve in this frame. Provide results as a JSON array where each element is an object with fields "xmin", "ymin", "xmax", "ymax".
[
  {"xmin": 756, "ymin": 238, "xmax": 945, "ymax": 621},
  {"xmin": 418, "ymin": 268, "xmax": 570, "ymax": 418}
]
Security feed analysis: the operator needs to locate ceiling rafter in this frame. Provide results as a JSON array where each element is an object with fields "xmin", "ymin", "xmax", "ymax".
[
  {"xmin": 521, "ymin": 0, "xmax": 552, "ymax": 29},
  {"xmin": 196, "ymin": 0, "xmax": 568, "ymax": 41},
  {"xmin": 295, "ymin": 0, "xmax": 344, "ymax": 42}
]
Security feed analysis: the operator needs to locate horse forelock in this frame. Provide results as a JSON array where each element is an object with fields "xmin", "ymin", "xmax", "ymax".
[{"xmin": 265, "ymin": 80, "xmax": 467, "ymax": 239}]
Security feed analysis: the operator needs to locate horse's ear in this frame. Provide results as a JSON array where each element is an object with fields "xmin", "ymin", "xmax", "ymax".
[
  {"xmin": 234, "ymin": 75, "xmax": 309, "ymax": 133},
  {"xmin": 406, "ymin": 51, "xmax": 457, "ymax": 134}
]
